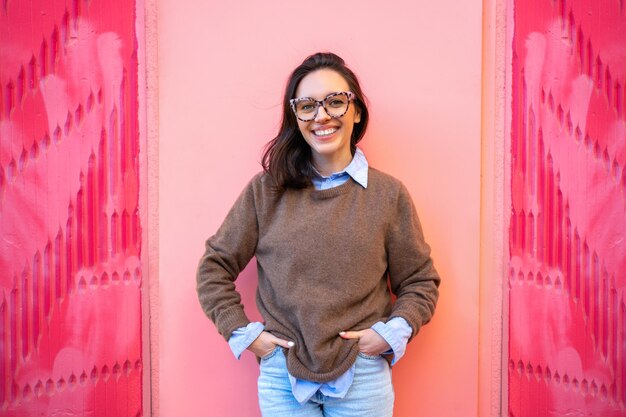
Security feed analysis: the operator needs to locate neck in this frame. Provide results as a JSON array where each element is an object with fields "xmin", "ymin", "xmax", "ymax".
[{"xmin": 312, "ymin": 151, "xmax": 353, "ymax": 177}]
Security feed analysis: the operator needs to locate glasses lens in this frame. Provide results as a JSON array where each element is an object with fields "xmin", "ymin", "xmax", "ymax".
[
  {"xmin": 294, "ymin": 99, "xmax": 318, "ymax": 121},
  {"xmin": 323, "ymin": 93, "xmax": 349, "ymax": 117}
]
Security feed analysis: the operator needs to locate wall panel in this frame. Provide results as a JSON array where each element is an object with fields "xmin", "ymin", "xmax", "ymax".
[
  {"xmin": 509, "ymin": 1, "xmax": 626, "ymax": 416},
  {"xmin": 0, "ymin": 1, "xmax": 143, "ymax": 415}
]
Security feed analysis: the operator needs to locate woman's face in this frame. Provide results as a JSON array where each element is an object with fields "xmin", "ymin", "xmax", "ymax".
[{"xmin": 294, "ymin": 69, "xmax": 361, "ymax": 173}]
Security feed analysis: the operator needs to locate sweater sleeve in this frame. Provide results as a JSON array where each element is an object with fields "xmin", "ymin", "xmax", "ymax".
[
  {"xmin": 196, "ymin": 175, "xmax": 261, "ymax": 340},
  {"xmin": 386, "ymin": 183, "xmax": 441, "ymax": 339}
]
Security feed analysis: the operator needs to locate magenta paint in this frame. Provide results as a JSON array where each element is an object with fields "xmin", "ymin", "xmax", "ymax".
[
  {"xmin": 509, "ymin": 0, "xmax": 626, "ymax": 415},
  {"xmin": 0, "ymin": 0, "xmax": 143, "ymax": 415}
]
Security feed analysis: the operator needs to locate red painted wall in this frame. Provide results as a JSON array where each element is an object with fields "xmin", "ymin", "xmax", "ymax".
[
  {"xmin": 0, "ymin": 1, "xmax": 143, "ymax": 415},
  {"xmin": 509, "ymin": 0, "xmax": 626, "ymax": 415}
]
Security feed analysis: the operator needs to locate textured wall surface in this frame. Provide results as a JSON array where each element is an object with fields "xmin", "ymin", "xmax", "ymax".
[
  {"xmin": 509, "ymin": 0, "xmax": 626, "ymax": 415},
  {"xmin": 0, "ymin": 1, "xmax": 143, "ymax": 415}
]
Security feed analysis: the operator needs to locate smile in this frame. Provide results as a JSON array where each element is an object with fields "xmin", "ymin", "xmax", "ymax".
[{"xmin": 313, "ymin": 128, "xmax": 338, "ymax": 137}]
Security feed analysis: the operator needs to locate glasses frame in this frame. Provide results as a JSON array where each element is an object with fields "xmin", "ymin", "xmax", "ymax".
[{"xmin": 289, "ymin": 91, "xmax": 356, "ymax": 122}]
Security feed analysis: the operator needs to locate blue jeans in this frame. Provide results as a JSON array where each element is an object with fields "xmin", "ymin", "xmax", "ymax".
[{"xmin": 258, "ymin": 347, "xmax": 394, "ymax": 417}]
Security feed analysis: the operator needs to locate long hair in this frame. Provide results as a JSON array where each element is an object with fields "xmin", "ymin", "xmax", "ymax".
[{"xmin": 261, "ymin": 52, "xmax": 370, "ymax": 191}]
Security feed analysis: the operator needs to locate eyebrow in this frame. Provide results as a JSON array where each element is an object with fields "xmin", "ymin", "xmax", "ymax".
[{"xmin": 293, "ymin": 91, "xmax": 347, "ymax": 100}]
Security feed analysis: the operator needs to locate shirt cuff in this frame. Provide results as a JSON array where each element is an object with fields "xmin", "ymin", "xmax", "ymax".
[
  {"xmin": 371, "ymin": 317, "xmax": 412, "ymax": 365},
  {"xmin": 228, "ymin": 322, "xmax": 264, "ymax": 360}
]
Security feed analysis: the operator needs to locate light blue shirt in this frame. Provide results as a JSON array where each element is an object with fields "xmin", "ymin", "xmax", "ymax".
[{"xmin": 228, "ymin": 148, "xmax": 412, "ymax": 404}]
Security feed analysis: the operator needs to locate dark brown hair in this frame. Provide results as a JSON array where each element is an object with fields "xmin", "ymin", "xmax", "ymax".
[{"xmin": 261, "ymin": 52, "xmax": 369, "ymax": 191}]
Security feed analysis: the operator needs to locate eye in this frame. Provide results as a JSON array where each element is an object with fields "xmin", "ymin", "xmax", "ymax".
[
  {"xmin": 327, "ymin": 99, "xmax": 346, "ymax": 108},
  {"xmin": 296, "ymin": 100, "xmax": 316, "ymax": 113}
]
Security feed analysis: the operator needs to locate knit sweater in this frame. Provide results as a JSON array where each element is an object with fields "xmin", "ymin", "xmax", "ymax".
[{"xmin": 196, "ymin": 168, "xmax": 440, "ymax": 383}]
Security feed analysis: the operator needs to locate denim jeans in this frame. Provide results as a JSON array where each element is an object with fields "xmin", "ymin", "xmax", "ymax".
[{"xmin": 258, "ymin": 347, "xmax": 394, "ymax": 417}]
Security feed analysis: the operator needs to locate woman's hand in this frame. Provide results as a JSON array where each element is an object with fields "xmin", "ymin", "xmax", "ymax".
[
  {"xmin": 339, "ymin": 329, "xmax": 390, "ymax": 356},
  {"xmin": 247, "ymin": 331, "xmax": 294, "ymax": 358}
]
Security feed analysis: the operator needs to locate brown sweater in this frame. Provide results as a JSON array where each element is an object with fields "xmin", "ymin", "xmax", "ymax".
[{"xmin": 196, "ymin": 168, "xmax": 440, "ymax": 382}]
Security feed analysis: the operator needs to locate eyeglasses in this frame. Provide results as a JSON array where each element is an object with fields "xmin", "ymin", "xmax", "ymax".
[{"xmin": 289, "ymin": 91, "xmax": 356, "ymax": 122}]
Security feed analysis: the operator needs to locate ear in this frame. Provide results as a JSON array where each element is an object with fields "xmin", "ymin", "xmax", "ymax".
[{"xmin": 354, "ymin": 106, "xmax": 362, "ymax": 124}]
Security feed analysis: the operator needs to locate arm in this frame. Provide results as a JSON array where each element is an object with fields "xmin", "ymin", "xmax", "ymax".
[
  {"xmin": 385, "ymin": 183, "xmax": 441, "ymax": 339},
  {"xmin": 196, "ymin": 176, "xmax": 260, "ymax": 340},
  {"xmin": 230, "ymin": 323, "xmax": 294, "ymax": 359},
  {"xmin": 371, "ymin": 317, "xmax": 412, "ymax": 364},
  {"xmin": 229, "ymin": 323, "xmax": 265, "ymax": 359}
]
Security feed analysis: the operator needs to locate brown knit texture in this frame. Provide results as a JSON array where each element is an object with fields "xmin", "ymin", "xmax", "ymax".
[{"xmin": 196, "ymin": 168, "xmax": 440, "ymax": 383}]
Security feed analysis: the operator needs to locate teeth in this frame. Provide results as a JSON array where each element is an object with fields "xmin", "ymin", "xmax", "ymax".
[{"xmin": 314, "ymin": 128, "xmax": 337, "ymax": 136}]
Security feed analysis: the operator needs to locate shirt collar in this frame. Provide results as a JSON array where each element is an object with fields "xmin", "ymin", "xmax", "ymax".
[{"xmin": 311, "ymin": 147, "xmax": 369, "ymax": 189}]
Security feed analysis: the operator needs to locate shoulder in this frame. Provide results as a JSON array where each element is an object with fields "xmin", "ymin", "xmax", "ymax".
[
  {"xmin": 244, "ymin": 171, "xmax": 273, "ymax": 191},
  {"xmin": 242, "ymin": 171, "xmax": 283, "ymax": 206},
  {"xmin": 227, "ymin": 172, "xmax": 272, "ymax": 205},
  {"xmin": 367, "ymin": 167, "xmax": 408, "ymax": 195},
  {"xmin": 366, "ymin": 167, "xmax": 418, "ymax": 216}
]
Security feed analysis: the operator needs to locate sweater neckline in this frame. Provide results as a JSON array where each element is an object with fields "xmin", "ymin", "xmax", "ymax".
[{"xmin": 309, "ymin": 178, "xmax": 356, "ymax": 200}]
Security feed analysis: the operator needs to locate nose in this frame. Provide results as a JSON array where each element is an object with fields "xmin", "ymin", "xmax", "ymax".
[{"xmin": 314, "ymin": 104, "xmax": 331, "ymax": 121}]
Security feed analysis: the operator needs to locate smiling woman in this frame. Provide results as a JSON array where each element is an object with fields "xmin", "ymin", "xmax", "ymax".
[
  {"xmin": 196, "ymin": 52, "xmax": 441, "ymax": 417},
  {"xmin": 293, "ymin": 70, "xmax": 361, "ymax": 176},
  {"xmin": 260, "ymin": 53, "xmax": 370, "ymax": 191}
]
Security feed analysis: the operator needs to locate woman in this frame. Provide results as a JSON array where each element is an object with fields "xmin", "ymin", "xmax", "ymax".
[{"xmin": 196, "ymin": 52, "xmax": 440, "ymax": 416}]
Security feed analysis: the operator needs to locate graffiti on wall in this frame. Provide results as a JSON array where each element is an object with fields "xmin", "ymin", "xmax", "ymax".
[
  {"xmin": 509, "ymin": 0, "xmax": 625, "ymax": 416},
  {"xmin": 0, "ymin": 0, "xmax": 143, "ymax": 415}
]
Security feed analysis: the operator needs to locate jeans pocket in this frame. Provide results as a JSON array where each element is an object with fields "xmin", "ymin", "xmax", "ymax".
[
  {"xmin": 260, "ymin": 345, "xmax": 281, "ymax": 361},
  {"xmin": 358, "ymin": 352, "xmax": 381, "ymax": 360}
]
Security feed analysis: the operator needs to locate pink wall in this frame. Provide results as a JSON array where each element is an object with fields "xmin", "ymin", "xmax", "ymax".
[
  {"xmin": 157, "ymin": 2, "xmax": 482, "ymax": 416},
  {"xmin": 508, "ymin": 0, "xmax": 626, "ymax": 416},
  {"xmin": 0, "ymin": 0, "xmax": 144, "ymax": 415}
]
